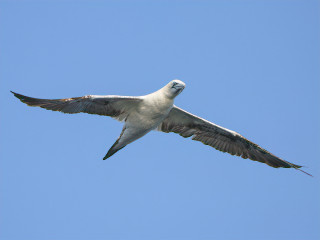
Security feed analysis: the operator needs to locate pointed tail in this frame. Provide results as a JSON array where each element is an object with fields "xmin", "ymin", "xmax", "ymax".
[{"xmin": 103, "ymin": 140, "xmax": 126, "ymax": 160}]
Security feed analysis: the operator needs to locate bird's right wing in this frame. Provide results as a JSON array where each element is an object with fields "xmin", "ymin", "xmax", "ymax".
[
  {"xmin": 158, "ymin": 106, "xmax": 311, "ymax": 176},
  {"xmin": 11, "ymin": 91, "xmax": 143, "ymax": 122}
]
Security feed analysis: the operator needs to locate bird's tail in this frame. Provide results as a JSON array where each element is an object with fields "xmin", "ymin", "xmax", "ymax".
[{"xmin": 103, "ymin": 140, "xmax": 126, "ymax": 160}]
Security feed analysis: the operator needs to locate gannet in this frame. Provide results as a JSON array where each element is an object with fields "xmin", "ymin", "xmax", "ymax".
[{"xmin": 11, "ymin": 80, "xmax": 310, "ymax": 175}]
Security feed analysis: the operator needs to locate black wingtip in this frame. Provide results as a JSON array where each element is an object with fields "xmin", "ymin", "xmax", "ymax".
[
  {"xmin": 295, "ymin": 167, "xmax": 313, "ymax": 177},
  {"xmin": 283, "ymin": 161, "xmax": 312, "ymax": 177},
  {"xmin": 11, "ymin": 91, "xmax": 24, "ymax": 100}
]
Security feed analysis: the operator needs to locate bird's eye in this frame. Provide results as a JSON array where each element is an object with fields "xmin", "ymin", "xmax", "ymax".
[{"xmin": 172, "ymin": 82, "xmax": 178, "ymax": 88}]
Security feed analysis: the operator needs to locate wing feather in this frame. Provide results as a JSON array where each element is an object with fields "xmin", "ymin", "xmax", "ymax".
[
  {"xmin": 158, "ymin": 106, "xmax": 311, "ymax": 175},
  {"xmin": 11, "ymin": 91, "xmax": 142, "ymax": 122}
]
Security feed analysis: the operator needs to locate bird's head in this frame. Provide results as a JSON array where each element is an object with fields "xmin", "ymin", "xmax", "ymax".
[{"xmin": 164, "ymin": 80, "xmax": 186, "ymax": 99}]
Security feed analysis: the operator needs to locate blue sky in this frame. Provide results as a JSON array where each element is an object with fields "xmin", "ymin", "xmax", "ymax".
[{"xmin": 1, "ymin": 1, "xmax": 319, "ymax": 240}]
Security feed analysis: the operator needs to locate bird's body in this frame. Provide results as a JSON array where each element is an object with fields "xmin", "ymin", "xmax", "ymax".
[
  {"xmin": 104, "ymin": 83, "xmax": 176, "ymax": 158},
  {"xmin": 133, "ymin": 89, "xmax": 174, "ymax": 129},
  {"xmin": 12, "ymin": 80, "xmax": 311, "ymax": 175}
]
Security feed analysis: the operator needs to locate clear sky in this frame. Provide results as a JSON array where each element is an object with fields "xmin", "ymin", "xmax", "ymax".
[{"xmin": 1, "ymin": 1, "xmax": 319, "ymax": 240}]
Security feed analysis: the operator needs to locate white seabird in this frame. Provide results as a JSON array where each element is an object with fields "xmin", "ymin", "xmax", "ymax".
[{"xmin": 11, "ymin": 80, "xmax": 310, "ymax": 175}]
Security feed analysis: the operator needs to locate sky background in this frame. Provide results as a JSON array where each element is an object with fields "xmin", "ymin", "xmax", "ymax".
[{"xmin": 1, "ymin": 1, "xmax": 320, "ymax": 240}]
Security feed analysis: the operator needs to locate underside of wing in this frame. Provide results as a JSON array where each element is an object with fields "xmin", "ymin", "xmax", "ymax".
[
  {"xmin": 158, "ymin": 106, "xmax": 310, "ymax": 175},
  {"xmin": 11, "ymin": 91, "xmax": 143, "ymax": 122}
]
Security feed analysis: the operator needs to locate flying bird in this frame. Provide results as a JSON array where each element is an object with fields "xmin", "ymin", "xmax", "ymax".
[{"xmin": 11, "ymin": 80, "xmax": 310, "ymax": 175}]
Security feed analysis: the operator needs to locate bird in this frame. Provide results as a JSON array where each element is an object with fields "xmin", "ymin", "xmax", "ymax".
[{"xmin": 11, "ymin": 80, "xmax": 311, "ymax": 176}]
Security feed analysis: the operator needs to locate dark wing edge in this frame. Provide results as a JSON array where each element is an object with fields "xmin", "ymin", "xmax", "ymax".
[
  {"xmin": 158, "ymin": 106, "xmax": 312, "ymax": 176},
  {"xmin": 11, "ymin": 91, "xmax": 142, "ymax": 121}
]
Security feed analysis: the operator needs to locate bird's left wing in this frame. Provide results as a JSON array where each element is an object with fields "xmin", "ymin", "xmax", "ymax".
[
  {"xmin": 158, "ymin": 106, "xmax": 310, "ymax": 175},
  {"xmin": 11, "ymin": 91, "xmax": 143, "ymax": 122}
]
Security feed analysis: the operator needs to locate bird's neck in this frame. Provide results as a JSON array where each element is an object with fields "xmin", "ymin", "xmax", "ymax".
[{"xmin": 144, "ymin": 89, "xmax": 174, "ymax": 111}]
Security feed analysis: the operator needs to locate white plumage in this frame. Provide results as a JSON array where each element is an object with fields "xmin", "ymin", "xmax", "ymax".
[{"xmin": 11, "ymin": 80, "xmax": 310, "ymax": 175}]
